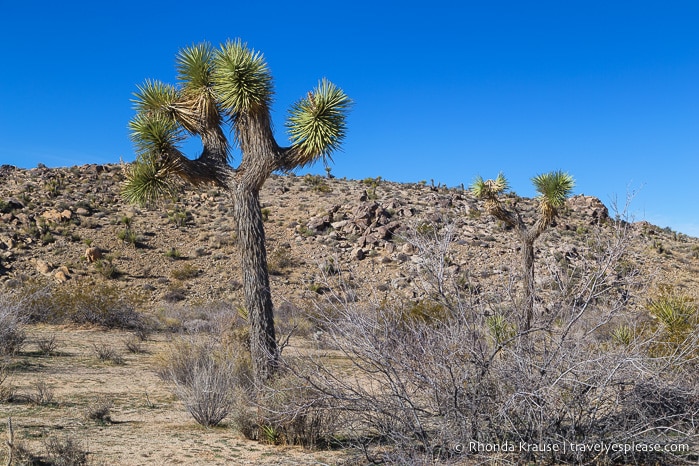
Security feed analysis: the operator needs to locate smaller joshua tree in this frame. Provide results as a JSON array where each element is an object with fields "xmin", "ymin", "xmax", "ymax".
[{"xmin": 471, "ymin": 171, "xmax": 574, "ymax": 329}]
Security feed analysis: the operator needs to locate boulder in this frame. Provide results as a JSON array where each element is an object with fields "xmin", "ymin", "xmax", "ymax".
[
  {"xmin": 34, "ymin": 259, "xmax": 53, "ymax": 275},
  {"xmin": 54, "ymin": 267, "xmax": 70, "ymax": 283},
  {"xmin": 85, "ymin": 247, "xmax": 103, "ymax": 263},
  {"xmin": 42, "ymin": 209, "xmax": 72, "ymax": 223},
  {"xmin": 567, "ymin": 196, "xmax": 608, "ymax": 224},
  {"xmin": 350, "ymin": 247, "xmax": 366, "ymax": 261}
]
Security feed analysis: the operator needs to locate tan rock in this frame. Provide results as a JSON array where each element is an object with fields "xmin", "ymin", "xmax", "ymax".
[
  {"xmin": 42, "ymin": 208, "xmax": 72, "ymax": 223},
  {"xmin": 54, "ymin": 269, "xmax": 70, "ymax": 283},
  {"xmin": 85, "ymin": 247, "xmax": 103, "ymax": 263},
  {"xmin": 35, "ymin": 259, "xmax": 53, "ymax": 275}
]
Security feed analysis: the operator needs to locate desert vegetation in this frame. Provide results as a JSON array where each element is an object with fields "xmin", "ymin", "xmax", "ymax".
[
  {"xmin": 0, "ymin": 40, "xmax": 698, "ymax": 461},
  {"xmin": 1, "ymin": 173, "xmax": 698, "ymax": 464}
]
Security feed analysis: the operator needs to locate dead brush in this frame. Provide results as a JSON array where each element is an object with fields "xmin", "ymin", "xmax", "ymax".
[
  {"xmin": 36, "ymin": 334, "xmax": 59, "ymax": 355},
  {"xmin": 0, "ymin": 361, "xmax": 13, "ymax": 402},
  {"xmin": 156, "ymin": 336, "xmax": 253, "ymax": 428},
  {"xmin": 124, "ymin": 335, "xmax": 146, "ymax": 354},
  {"xmin": 84, "ymin": 396, "xmax": 114, "ymax": 424},
  {"xmin": 93, "ymin": 343, "xmax": 125, "ymax": 365},
  {"xmin": 44, "ymin": 435, "xmax": 89, "ymax": 465},
  {"xmin": 25, "ymin": 381, "xmax": 55, "ymax": 406},
  {"xmin": 0, "ymin": 296, "xmax": 26, "ymax": 356}
]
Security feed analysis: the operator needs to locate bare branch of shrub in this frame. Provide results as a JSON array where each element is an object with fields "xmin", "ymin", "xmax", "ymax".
[
  {"xmin": 27, "ymin": 381, "xmax": 55, "ymax": 406},
  {"xmin": 36, "ymin": 334, "xmax": 59, "ymax": 356},
  {"xmin": 84, "ymin": 396, "xmax": 113, "ymax": 424},
  {"xmin": 276, "ymin": 209, "xmax": 698, "ymax": 464},
  {"xmin": 156, "ymin": 336, "xmax": 253, "ymax": 428},
  {"xmin": 93, "ymin": 343, "xmax": 125, "ymax": 365}
]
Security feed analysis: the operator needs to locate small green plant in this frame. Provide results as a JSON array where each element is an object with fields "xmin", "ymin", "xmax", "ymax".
[
  {"xmin": 362, "ymin": 176, "xmax": 382, "ymax": 199},
  {"xmin": 119, "ymin": 215, "xmax": 133, "ymax": 227},
  {"xmin": 297, "ymin": 224, "xmax": 315, "ymax": 237},
  {"xmin": 40, "ymin": 232, "xmax": 56, "ymax": 244},
  {"xmin": 610, "ymin": 324, "xmax": 634, "ymax": 346},
  {"xmin": 165, "ymin": 248, "xmax": 182, "ymax": 260},
  {"xmin": 171, "ymin": 263, "xmax": 200, "ymax": 280},
  {"xmin": 95, "ymin": 257, "xmax": 120, "ymax": 279},
  {"xmin": 168, "ymin": 207, "xmax": 192, "ymax": 227},
  {"xmin": 261, "ymin": 207, "xmax": 271, "ymax": 222},
  {"xmin": 647, "ymin": 285, "xmax": 695, "ymax": 335},
  {"xmin": 117, "ymin": 227, "xmax": 138, "ymax": 245},
  {"xmin": 303, "ymin": 174, "xmax": 332, "ymax": 193},
  {"xmin": 321, "ymin": 257, "xmax": 339, "ymax": 276},
  {"xmin": 403, "ymin": 299, "xmax": 447, "ymax": 324},
  {"xmin": 43, "ymin": 176, "xmax": 64, "ymax": 197},
  {"xmin": 646, "ymin": 284, "xmax": 697, "ymax": 357},
  {"xmin": 268, "ymin": 247, "xmax": 295, "ymax": 275},
  {"xmin": 415, "ymin": 221, "xmax": 436, "ymax": 236},
  {"xmin": 486, "ymin": 314, "xmax": 516, "ymax": 345},
  {"xmin": 260, "ymin": 424, "xmax": 282, "ymax": 445}
]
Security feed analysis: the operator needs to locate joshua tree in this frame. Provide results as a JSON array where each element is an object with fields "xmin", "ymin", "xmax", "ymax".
[
  {"xmin": 122, "ymin": 40, "xmax": 351, "ymax": 384},
  {"xmin": 471, "ymin": 171, "xmax": 574, "ymax": 329}
]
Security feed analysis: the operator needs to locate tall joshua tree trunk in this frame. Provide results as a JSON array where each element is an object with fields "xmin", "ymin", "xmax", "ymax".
[
  {"xmin": 122, "ymin": 40, "xmax": 350, "ymax": 385},
  {"xmin": 232, "ymin": 185, "xmax": 277, "ymax": 381},
  {"xmin": 520, "ymin": 232, "xmax": 536, "ymax": 330}
]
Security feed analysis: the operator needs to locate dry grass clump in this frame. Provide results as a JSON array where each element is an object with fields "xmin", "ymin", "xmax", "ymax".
[
  {"xmin": 155, "ymin": 336, "xmax": 253, "ymax": 428},
  {"xmin": 0, "ymin": 295, "xmax": 26, "ymax": 356},
  {"xmin": 8, "ymin": 281, "xmax": 151, "ymax": 332},
  {"xmin": 84, "ymin": 396, "xmax": 114, "ymax": 424},
  {"xmin": 36, "ymin": 334, "xmax": 59, "ymax": 356},
  {"xmin": 5, "ymin": 418, "xmax": 88, "ymax": 466},
  {"xmin": 93, "ymin": 343, "xmax": 125, "ymax": 365}
]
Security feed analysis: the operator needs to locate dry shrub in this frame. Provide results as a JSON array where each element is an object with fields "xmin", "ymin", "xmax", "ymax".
[
  {"xmin": 44, "ymin": 435, "xmax": 89, "ymax": 465},
  {"xmin": 5, "ymin": 417, "xmax": 87, "ymax": 466},
  {"xmin": 36, "ymin": 334, "xmax": 59, "ymax": 355},
  {"xmin": 156, "ymin": 300, "xmax": 240, "ymax": 335},
  {"xmin": 0, "ymin": 359, "xmax": 13, "ymax": 402},
  {"xmin": 124, "ymin": 335, "xmax": 145, "ymax": 354},
  {"xmin": 278, "ymin": 218, "xmax": 698, "ymax": 464},
  {"xmin": 85, "ymin": 396, "xmax": 114, "ymax": 424},
  {"xmin": 156, "ymin": 336, "xmax": 253, "ymax": 427},
  {"xmin": 93, "ymin": 343, "xmax": 124, "ymax": 365},
  {"xmin": 243, "ymin": 370, "xmax": 341, "ymax": 449},
  {"xmin": 9, "ymin": 281, "xmax": 151, "ymax": 332},
  {"xmin": 0, "ymin": 294, "xmax": 26, "ymax": 356},
  {"xmin": 27, "ymin": 381, "xmax": 55, "ymax": 406}
]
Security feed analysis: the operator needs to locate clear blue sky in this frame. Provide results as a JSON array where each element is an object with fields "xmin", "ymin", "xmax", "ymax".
[{"xmin": 1, "ymin": 1, "xmax": 697, "ymax": 236}]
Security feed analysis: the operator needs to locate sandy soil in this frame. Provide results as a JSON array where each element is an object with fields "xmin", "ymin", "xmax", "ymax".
[{"xmin": 0, "ymin": 325, "xmax": 349, "ymax": 465}]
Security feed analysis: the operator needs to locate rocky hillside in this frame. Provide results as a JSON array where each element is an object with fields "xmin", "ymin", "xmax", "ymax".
[{"xmin": 1, "ymin": 163, "xmax": 698, "ymax": 312}]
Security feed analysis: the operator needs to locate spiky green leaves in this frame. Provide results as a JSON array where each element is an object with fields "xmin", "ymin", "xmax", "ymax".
[
  {"xmin": 132, "ymin": 80, "xmax": 178, "ymax": 116},
  {"xmin": 471, "ymin": 172, "xmax": 509, "ymax": 200},
  {"xmin": 122, "ymin": 153, "xmax": 180, "ymax": 206},
  {"xmin": 532, "ymin": 170, "xmax": 575, "ymax": 222},
  {"xmin": 125, "ymin": 112, "xmax": 183, "ymax": 206},
  {"xmin": 286, "ymin": 78, "xmax": 351, "ymax": 166},
  {"xmin": 177, "ymin": 43, "xmax": 214, "ymax": 92},
  {"xmin": 213, "ymin": 39, "xmax": 273, "ymax": 114},
  {"xmin": 129, "ymin": 112, "xmax": 183, "ymax": 157}
]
